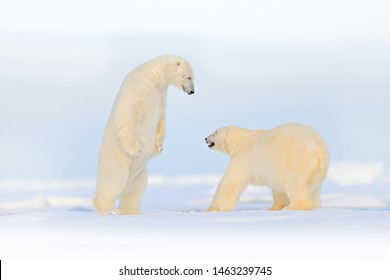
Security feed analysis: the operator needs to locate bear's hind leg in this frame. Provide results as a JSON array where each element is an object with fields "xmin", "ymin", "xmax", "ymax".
[
  {"xmin": 94, "ymin": 196, "xmax": 119, "ymax": 215},
  {"xmin": 281, "ymin": 170, "xmax": 318, "ymax": 210},
  {"xmin": 119, "ymin": 167, "xmax": 148, "ymax": 215},
  {"xmin": 311, "ymin": 186, "xmax": 322, "ymax": 209},
  {"xmin": 268, "ymin": 190, "xmax": 289, "ymax": 210},
  {"xmin": 94, "ymin": 159, "xmax": 129, "ymax": 215},
  {"xmin": 282, "ymin": 184, "xmax": 314, "ymax": 210}
]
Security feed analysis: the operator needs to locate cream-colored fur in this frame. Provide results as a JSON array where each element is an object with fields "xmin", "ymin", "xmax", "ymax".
[
  {"xmin": 94, "ymin": 55, "xmax": 195, "ymax": 215},
  {"xmin": 205, "ymin": 123, "xmax": 329, "ymax": 211}
]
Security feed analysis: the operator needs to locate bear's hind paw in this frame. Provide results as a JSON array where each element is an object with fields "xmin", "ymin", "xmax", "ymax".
[
  {"xmin": 206, "ymin": 207, "xmax": 220, "ymax": 212},
  {"xmin": 96, "ymin": 208, "xmax": 120, "ymax": 216}
]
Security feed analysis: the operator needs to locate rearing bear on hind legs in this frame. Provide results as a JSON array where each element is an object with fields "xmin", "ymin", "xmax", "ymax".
[{"xmin": 94, "ymin": 55, "xmax": 195, "ymax": 215}]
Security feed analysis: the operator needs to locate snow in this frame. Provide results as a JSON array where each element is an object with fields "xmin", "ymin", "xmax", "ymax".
[{"xmin": 1, "ymin": 161, "xmax": 390, "ymax": 260}]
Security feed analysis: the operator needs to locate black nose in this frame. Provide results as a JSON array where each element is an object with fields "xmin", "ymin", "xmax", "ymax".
[{"xmin": 188, "ymin": 90, "xmax": 195, "ymax": 95}]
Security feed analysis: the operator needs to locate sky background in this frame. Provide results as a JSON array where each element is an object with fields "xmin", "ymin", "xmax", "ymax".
[{"xmin": 0, "ymin": 0, "xmax": 389, "ymax": 179}]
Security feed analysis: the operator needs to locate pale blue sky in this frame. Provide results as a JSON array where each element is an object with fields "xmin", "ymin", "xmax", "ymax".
[{"xmin": 1, "ymin": 0, "xmax": 389, "ymax": 179}]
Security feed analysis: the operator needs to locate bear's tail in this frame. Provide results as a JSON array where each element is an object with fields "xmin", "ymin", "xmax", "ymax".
[{"xmin": 309, "ymin": 147, "xmax": 330, "ymax": 188}]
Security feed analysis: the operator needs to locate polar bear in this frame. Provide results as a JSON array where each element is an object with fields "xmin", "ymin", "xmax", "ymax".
[
  {"xmin": 94, "ymin": 55, "xmax": 195, "ymax": 215},
  {"xmin": 205, "ymin": 123, "xmax": 329, "ymax": 211}
]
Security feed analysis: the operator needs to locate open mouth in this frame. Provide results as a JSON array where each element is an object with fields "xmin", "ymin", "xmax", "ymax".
[{"xmin": 205, "ymin": 137, "xmax": 215, "ymax": 148}]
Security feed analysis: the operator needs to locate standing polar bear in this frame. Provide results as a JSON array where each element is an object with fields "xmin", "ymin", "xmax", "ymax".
[
  {"xmin": 205, "ymin": 123, "xmax": 329, "ymax": 211},
  {"xmin": 94, "ymin": 55, "xmax": 195, "ymax": 215}
]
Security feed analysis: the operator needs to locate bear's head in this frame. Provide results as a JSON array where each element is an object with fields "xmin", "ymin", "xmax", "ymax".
[
  {"xmin": 205, "ymin": 126, "xmax": 253, "ymax": 156},
  {"xmin": 205, "ymin": 126, "xmax": 230, "ymax": 154},
  {"xmin": 169, "ymin": 57, "xmax": 195, "ymax": 95}
]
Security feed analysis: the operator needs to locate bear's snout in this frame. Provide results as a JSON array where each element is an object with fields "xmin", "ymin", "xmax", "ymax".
[{"xmin": 205, "ymin": 137, "xmax": 215, "ymax": 148}]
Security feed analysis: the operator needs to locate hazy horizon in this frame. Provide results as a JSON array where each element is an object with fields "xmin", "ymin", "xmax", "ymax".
[{"xmin": 1, "ymin": 0, "xmax": 389, "ymax": 179}]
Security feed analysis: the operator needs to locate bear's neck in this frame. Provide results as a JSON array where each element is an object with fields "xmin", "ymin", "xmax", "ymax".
[
  {"xmin": 226, "ymin": 128, "xmax": 255, "ymax": 156},
  {"xmin": 136, "ymin": 60, "xmax": 170, "ymax": 91}
]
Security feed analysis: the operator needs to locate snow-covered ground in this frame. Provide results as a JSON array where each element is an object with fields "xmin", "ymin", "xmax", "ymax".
[{"xmin": 1, "ymin": 161, "xmax": 390, "ymax": 260}]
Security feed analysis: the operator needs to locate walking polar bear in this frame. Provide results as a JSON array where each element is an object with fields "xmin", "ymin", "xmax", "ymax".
[
  {"xmin": 205, "ymin": 123, "xmax": 329, "ymax": 211},
  {"xmin": 94, "ymin": 55, "xmax": 195, "ymax": 215}
]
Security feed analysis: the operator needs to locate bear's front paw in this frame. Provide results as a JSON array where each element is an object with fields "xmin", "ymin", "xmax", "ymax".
[
  {"xmin": 155, "ymin": 143, "xmax": 163, "ymax": 155},
  {"xmin": 127, "ymin": 141, "xmax": 142, "ymax": 157}
]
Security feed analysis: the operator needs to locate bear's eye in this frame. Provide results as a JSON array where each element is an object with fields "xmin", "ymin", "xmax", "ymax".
[
  {"xmin": 177, "ymin": 62, "xmax": 180, "ymax": 66},
  {"xmin": 188, "ymin": 77, "xmax": 191, "ymax": 80}
]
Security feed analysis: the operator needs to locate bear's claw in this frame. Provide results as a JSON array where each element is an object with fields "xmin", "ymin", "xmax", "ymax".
[{"xmin": 155, "ymin": 144, "xmax": 163, "ymax": 155}]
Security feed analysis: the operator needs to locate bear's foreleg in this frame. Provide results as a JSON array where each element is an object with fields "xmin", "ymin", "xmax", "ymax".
[
  {"xmin": 154, "ymin": 113, "xmax": 166, "ymax": 155},
  {"xmin": 114, "ymin": 103, "xmax": 144, "ymax": 158},
  {"xmin": 119, "ymin": 167, "xmax": 148, "ymax": 215},
  {"xmin": 207, "ymin": 162, "xmax": 249, "ymax": 212},
  {"xmin": 116, "ymin": 126, "xmax": 142, "ymax": 157}
]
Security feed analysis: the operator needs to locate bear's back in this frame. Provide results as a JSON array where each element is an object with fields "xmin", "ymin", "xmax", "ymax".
[{"xmin": 264, "ymin": 123, "xmax": 329, "ymax": 177}]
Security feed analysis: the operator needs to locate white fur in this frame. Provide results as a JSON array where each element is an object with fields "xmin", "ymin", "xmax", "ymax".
[
  {"xmin": 205, "ymin": 123, "xmax": 329, "ymax": 211},
  {"xmin": 94, "ymin": 55, "xmax": 194, "ymax": 215}
]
